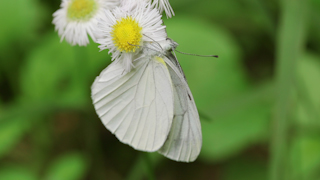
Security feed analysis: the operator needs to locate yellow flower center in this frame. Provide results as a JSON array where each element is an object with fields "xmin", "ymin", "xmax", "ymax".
[
  {"xmin": 67, "ymin": 0, "xmax": 97, "ymax": 21},
  {"xmin": 111, "ymin": 17, "xmax": 142, "ymax": 52}
]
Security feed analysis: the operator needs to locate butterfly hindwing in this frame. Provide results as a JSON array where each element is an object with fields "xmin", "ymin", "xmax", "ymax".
[
  {"xmin": 91, "ymin": 56, "xmax": 174, "ymax": 152},
  {"xmin": 158, "ymin": 54, "xmax": 202, "ymax": 162}
]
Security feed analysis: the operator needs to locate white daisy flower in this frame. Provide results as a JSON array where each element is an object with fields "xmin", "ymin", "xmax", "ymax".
[
  {"xmin": 52, "ymin": 0, "xmax": 118, "ymax": 46},
  {"xmin": 120, "ymin": 0, "xmax": 174, "ymax": 18},
  {"xmin": 97, "ymin": 2, "xmax": 167, "ymax": 72},
  {"xmin": 152, "ymin": 0, "xmax": 174, "ymax": 18}
]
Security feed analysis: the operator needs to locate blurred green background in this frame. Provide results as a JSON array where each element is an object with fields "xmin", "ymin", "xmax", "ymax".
[{"xmin": 0, "ymin": 0, "xmax": 319, "ymax": 179}]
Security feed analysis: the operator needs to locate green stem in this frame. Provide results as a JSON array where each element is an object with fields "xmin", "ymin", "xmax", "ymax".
[
  {"xmin": 74, "ymin": 46, "xmax": 88, "ymax": 86},
  {"xmin": 269, "ymin": 0, "xmax": 309, "ymax": 180},
  {"xmin": 144, "ymin": 153, "xmax": 155, "ymax": 180}
]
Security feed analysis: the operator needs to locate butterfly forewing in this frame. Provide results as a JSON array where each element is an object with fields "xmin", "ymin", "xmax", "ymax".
[{"xmin": 91, "ymin": 56, "xmax": 174, "ymax": 152}]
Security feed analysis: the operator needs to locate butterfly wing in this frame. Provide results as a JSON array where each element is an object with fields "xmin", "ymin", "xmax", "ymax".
[
  {"xmin": 158, "ymin": 54, "xmax": 202, "ymax": 162},
  {"xmin": 91, "ymin": 56, "xmax": 174, "ymax": 152}
]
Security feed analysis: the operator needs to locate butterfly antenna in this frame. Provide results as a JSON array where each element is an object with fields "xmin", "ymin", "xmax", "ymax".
[
  {"xmin": 143, "ymin": 34, "xmax": 163, "ymax": 51},
  {"xmin": 175, "ymin": 49, "xmax": 218, "ymax": 58}
]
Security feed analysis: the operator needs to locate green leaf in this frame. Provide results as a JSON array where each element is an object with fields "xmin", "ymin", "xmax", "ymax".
[
  {"xmin": 0, "ymin": 165, "xmax": 37, "ymax": 180},
  {"xmin": 290, "ymin": 135, "xmax": 320, "ymax": 179},
  {"xmin": 0, "ymin": 117, "xmax": 30, "ymax": 158},
  {"xmin": 45, "ymin": 152, "xmax": 88, "ymax": 180},
  {"xmin": 295, "ymin": 53, "xmax": 320, "ymax": 125},
  {"xmin": 164, "ymin": 15, "xmax": 272, "ymax": 162},
  {"xmin": 170, "ymin": 0, "xmax": 243, "ymax": 21},
  {"xmin": 0, "ymin": 0, "xmax": 43, "ymax": 47},
  {"xmin": 290, "ymin": 53, "xmax": 320, "ymax": 180},
  {"xmin": 164, "ymin": 15, "xmax": 249, "ymax": 115},
  {"xmin": 170, "ymin": 0, "xmax": 275, "ymax": 37},
  {"xmin": 21, "ymin": 32, "xmax": 111, "ymax": 107},
  {"xmin": 200, "ymin": 85, "xmax": 273, "ymax": 162},
  {"xmin": 85, "ymin": 39, "xmax": 112, "ymax": 79},
  {"xmin": 21, "ymin": 33, "xmax": 77, "ymax": 102}
]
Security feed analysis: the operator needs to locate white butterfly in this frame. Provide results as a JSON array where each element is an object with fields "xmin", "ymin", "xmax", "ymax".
[{"xmin": 91, "ymin": 38, "xmax": 202, "ymax": 162}]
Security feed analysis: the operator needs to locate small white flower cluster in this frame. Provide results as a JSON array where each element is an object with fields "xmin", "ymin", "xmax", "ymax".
[{"xmin": 52, "ymin": 0, "xmax": 174, "ymax": 71}]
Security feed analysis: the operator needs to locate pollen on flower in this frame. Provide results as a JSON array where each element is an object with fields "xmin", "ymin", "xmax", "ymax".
[
  {"xmin": 67, "ymin": 0, "xmax": 97, "ymax": 21},
  {"xmin": 111, "ymin": 17, "xmax": 142, "ymax": 53}
]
